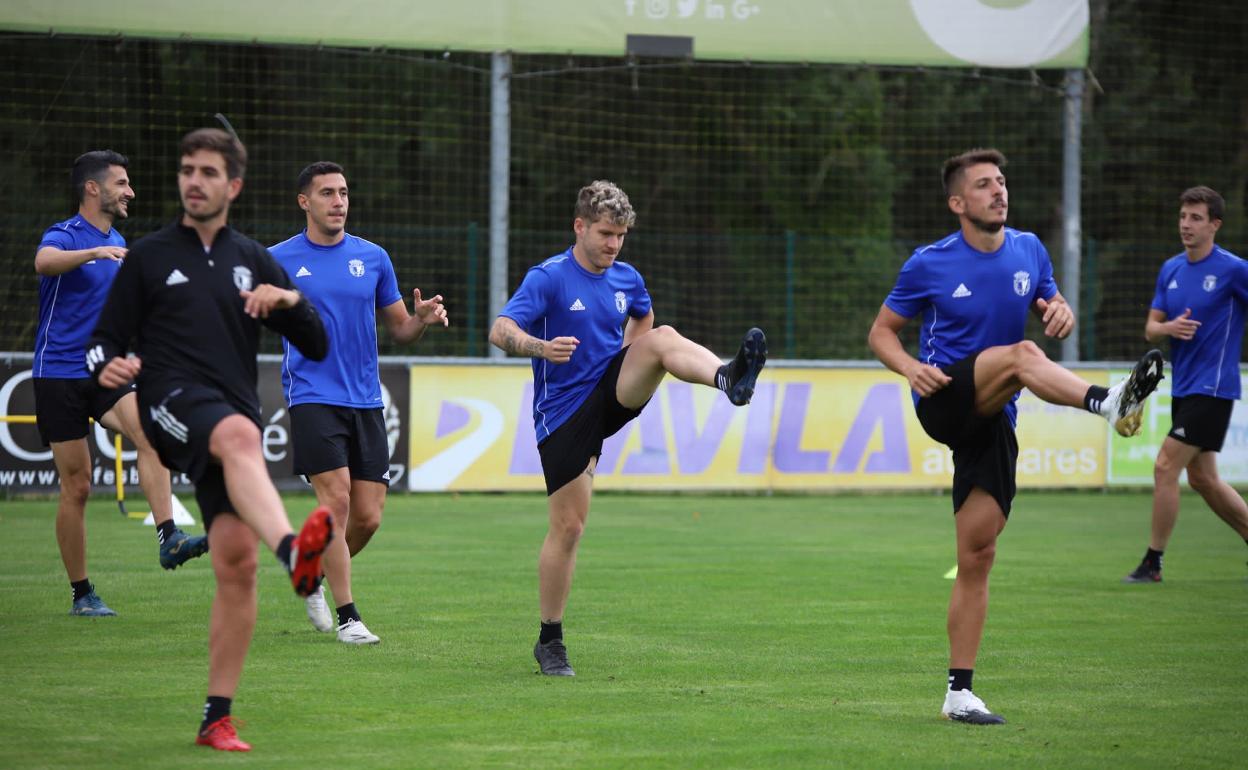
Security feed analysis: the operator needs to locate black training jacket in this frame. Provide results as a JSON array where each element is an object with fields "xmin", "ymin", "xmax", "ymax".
[{"xmin": 87, "ymin": 219, "xmax": 327, "ymax": 424}]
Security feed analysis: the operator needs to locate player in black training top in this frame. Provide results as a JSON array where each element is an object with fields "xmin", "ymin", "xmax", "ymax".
[{"xmin": 87, "ymin": 128, "xmax": 333, "ymax": 753}]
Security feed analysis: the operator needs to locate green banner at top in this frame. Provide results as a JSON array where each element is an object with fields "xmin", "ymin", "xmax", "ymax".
[{"xmin": 1, "ymin": 0, "xmax": 1088, "ymax": 68}]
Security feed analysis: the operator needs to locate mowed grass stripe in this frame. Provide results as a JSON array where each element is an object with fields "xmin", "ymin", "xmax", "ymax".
[{"xmin": 0, "ymin": 491, "xmax": 1244, "ymax": 768}]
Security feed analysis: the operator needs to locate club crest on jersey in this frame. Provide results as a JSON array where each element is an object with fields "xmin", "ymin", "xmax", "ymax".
[
  {"xmin": 1012, "ymin": 271, "xmax": 1030, "ymax": 297},
  {"xmin": 349, "ymin": 259, "xmax": 366, "ymax": 278},
  {"xmin": 232, "ymin": 265, "xmax": 253, "ymax": 291},
  {"xmin": 614, "ymin": 291, "xmax": 627, "ymax": 313},
  {"xmin": 1204, "ymin": 274, "xmax": 1217, "ymax": 292}
]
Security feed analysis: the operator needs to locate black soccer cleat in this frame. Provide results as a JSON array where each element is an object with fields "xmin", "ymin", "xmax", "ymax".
[
  {"xmin": 721, "ymin": 327, "xmax": 767, "ymax": 406},
  {"xmin": 1103, "ymin": 349, "xmax": 1165, "ymax": 437},
  {"xmin": 1122, "ymin": 563, "xmax": 1162, "ymax": 583},
  {"xmin": 534, "ymin": 639, "xmax": 575, "ymax": 677}
]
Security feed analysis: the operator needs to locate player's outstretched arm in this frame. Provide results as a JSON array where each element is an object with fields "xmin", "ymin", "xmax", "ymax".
[
  {"xmin": 867, "ymin": 304, "xmax": 951, "ymax": 397},
  {"xmin": 35, "ymin": 245, "xmax": 127, "ymax": 276},
  {"xmin": 384, "ymin": 288, "xmax": 449, "ymax": 345},
  {"xmin": 489, "ymin": 316, "xmax": 578, "ymax": 363}
]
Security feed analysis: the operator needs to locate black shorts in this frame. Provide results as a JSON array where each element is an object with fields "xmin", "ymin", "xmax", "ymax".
[
  {"xmin": 289, "ymin": 403, "xmax": 390, "ymax": 483},
  {"xmin": 139, "ymin": 382, "xmax": 242, "ymax": 530},
  {"xmin": 538, "ymin": 347, "xmax": 646, "ymax": 495},
  {"xmin": 1170, "ymin": 395, "xmax": 1234, "ymax": 452},
  {"xmin": 32, "ymin": 377, "xmax": 133, "ymax": 445},
  {"xmin": 916, "ymin": 353, "xmax": 1019, "ymax": 517}
]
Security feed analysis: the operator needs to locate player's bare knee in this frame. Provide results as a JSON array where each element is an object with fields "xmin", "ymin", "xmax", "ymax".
[
  {"xmin": 209, "ymin": 417, "xmax": 261, "ymax": 459},
  {"xmin": 551, "ymin": 517, "xmax": 585, "ymax": 547},
  {"xmin": 59, "ymin": 475, "xmax": 91, "ymax": 507},
  {"xmin": 959, "ymin": 540, "xmax": 997, "ymax": 573},
  {"xmin": 215, "ymin": 549, "xmax": 258, "ymax": 588},
  {"xmin": 1187, "ymin": 467, "xmax": 1218, "ymax": 494},
  {"xmin": 643, "ymin": 324, "xmax": 680, "ymax": 351},
  {"xmin": 1153, "ymin": 455, "xmax": 1183, "ymax": 483}
]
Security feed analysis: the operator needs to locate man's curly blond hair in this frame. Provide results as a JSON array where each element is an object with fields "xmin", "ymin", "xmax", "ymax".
[{"xmin": 574, "ymin": 180, "xmax": 636, "ymax": 227}]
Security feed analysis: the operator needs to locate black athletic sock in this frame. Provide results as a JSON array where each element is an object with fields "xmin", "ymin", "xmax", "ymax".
[
  {"xmin": 275, "ymin": 533, "xmax": 296, "ymax": 574},
  {"xmin": 336, "ymin": 602, "xmax": 360, "ymax": 626},
  {"xmin": 1084, "ymin": 385, "xmax": 1110, "ymax": 415},
  {"xmin": 1144, "ymin": 547, "xmax": 1164, "ymax": 570},
  {"xmin": 71, "ymin": 579, "xmax": 92, "ymax": 602},
  {"xmin": 539, "ymin": 621, "xmax": 563, "ymax": 645},
  {"xmin": 200, "ymin": 696, "xmax": 232, "ymax": 733},
  {"xmin": 156, "ymin": 520, "xmax": 178, "ymax": 545},
  {"xmin": 948, "ymin": 668, "xmax": 973, "ymax": 692}
]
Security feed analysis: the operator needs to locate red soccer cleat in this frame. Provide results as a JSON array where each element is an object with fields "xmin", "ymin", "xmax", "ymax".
[
  {"xmin": 290, "ymin": 506, "xmax": 334, "ymax": 597},
  {"xmin": 195, "ymin": 716, "xmax": 251, "ymax": 751}
]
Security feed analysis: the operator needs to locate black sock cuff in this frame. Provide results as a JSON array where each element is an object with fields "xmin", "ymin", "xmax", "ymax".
[
  {"xmin": 1084, "ymin": 385, "xmax": 1110, "ymax": 414},
  {"xmin": 71, "ymin": 578, "xmax": 93, "ymax": 601},
  {"xmin": 540, "ymin": 621, "xmax": 563, "ymax": 644},
  {"xmin": 201, "ymin": 695, "xmax": 232, "ymax": 732},
  {"xmin": 948, "ymin": 668, "xmax": 974, "ymax": 692},
  {"xmin": 336, "ymin": 602, "xmax": 361, "ymax": 626},
  {"xmin": 275, "ymin": 533, "xmax": 296, "ymax": 573},
  {"xmin": 156, "ymin": 520, "xmax": 178, "ymax": 544}
]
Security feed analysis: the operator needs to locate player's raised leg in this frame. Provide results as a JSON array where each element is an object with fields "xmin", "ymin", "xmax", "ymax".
[
  {"xmin": 972, "ymin": 342, "xmax": 1164, "ymax": 436},
  {"xmin": 209, "ymin": 415, "xmax": 332, "ymax": 596},
  {"xmin": 616, "ymin": 325, "xmax": 767, "ymax": 409}
]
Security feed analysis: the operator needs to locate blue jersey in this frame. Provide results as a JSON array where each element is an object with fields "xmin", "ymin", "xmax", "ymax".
[
  {"xmin": 33, "ymin": 215, "xmax": 126, "ymax": 378},
  {"xmin": 1151, "ymin": 245, "xmax": 1248, "ymax": 400},
  {"xmin": 500, "ymin": 247, "xmax": 652, "ymax": 442},
  {"xmin": 270, "ymin": 231, "xmax": 402, "ymax": 408},
  {"xmin": 884, "ymin": 228, "xmax": 1058, "ymax": 426}
]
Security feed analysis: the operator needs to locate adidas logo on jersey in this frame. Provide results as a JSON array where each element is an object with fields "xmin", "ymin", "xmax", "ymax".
[
  {"xmin": 295, "ymin": 266, "xmax": 312, "ymax": 277},
  {"xmin": 1168, "ymin": 279, "xmax": 1178, "ymax": 289},
  {"xmin": 166, "ymin": 269, "xmax": 189, "ymax": 286},
  {"xmin": 569, "ymin": 298, "xmax": 587, "ymax": 311},
  {"xmin": 952, "ymin": 283, "xmax": 972, "ymax": 298},
  {"xmin": 1173, "ymin": 427, "xmax": 1186, "ymax": 437}
]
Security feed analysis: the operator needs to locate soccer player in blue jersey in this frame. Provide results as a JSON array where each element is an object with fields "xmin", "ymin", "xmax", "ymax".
[
  {"xmin": 1123, "ymin": 186, "xmax": 1248, "ymax": 583},
  {"xmin": 490, "ymin": 180, "xmax": 767, "ymax": 677},
  {"xmin": 868, "ymin": 149, "xmax": 1164, "ymax": 725},
  {"xmin": 271, "ymin": 161, "xmax": 448, "ymax": 645},
  {"xmin": 34, "ymin": 150, "xmax": 207, "ymax": 617}
]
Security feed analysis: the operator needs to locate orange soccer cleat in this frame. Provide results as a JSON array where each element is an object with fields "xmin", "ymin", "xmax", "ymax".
[
  {"xmin": 195, "ymin": 716, "xmax": 251, "ymax": 752},
  {"xmin": 290, "ymin": 506, "xmax": 334, "ymax": 597}
]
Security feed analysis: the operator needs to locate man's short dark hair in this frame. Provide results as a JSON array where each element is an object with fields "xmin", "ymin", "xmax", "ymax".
[
  {"xmin": 298, "ymin": 161, "xmax": 346, "ymax": 193},
  {"xmin": 941, "ymin": 148, "xmax": 1007, "ymax": 197},
  {"xmin": 1179, "ymin": 186, "xmax": 1224, "ymax": 222},
  {"xmin": 72, "ymin": 150, "xmax": 128, "ymax": 202},
  {"xmin": 179, "ymin": 128, "xmax": 248, "ymax": 179}
]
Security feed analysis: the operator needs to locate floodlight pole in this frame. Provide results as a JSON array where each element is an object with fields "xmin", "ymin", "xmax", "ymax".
[
  {"xmin": 488, "ymin": 51, "xmax": 512, "ymax": 359},
  {"xmin": 1060, "ymin": 68, "xmax": 1084, "ymax": 362}
]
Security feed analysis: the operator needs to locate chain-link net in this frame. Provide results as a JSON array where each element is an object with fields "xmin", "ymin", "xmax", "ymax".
[{"xmin": 2, "ymin": 0, "xmax": 1244, "ymax": 362}]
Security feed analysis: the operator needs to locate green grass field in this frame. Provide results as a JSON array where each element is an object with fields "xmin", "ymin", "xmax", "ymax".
[{"xmin": 1, "ymin": 491, "xmax": 1246, "ymax": 769}]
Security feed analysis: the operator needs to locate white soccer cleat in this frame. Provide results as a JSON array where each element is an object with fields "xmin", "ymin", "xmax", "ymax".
[
  {"xmin": 304, "ymin": 586, "xmax": 334, "ymax": 633},
  {"xmin": 1099, "ymin": 349, "xmax": 1165, "ymax": 437},
  {"xmin": 941, "ymin": 688, "xmax": 1006, "ymax": 725},
  {"xmin": 337, "ymin": 618, "xmax": 380, "ymax": 645}
]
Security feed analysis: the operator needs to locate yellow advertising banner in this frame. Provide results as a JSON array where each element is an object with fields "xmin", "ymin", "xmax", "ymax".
[{"xmin": 408, "ymin": 365, "xmax": 1110, "ymax": 492}]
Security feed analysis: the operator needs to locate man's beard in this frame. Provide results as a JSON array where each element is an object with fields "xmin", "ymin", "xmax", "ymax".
[
  {"xmin": 966, "ymin": 211, "xmax": 1005, "ymax": 234},
  {"xmin": 100, "ymin": 193, "xmax": 128, "ymax": 221},
  {"xmin": 183, "ymin": 200, "xmax": 226, "ymax": 222}
]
